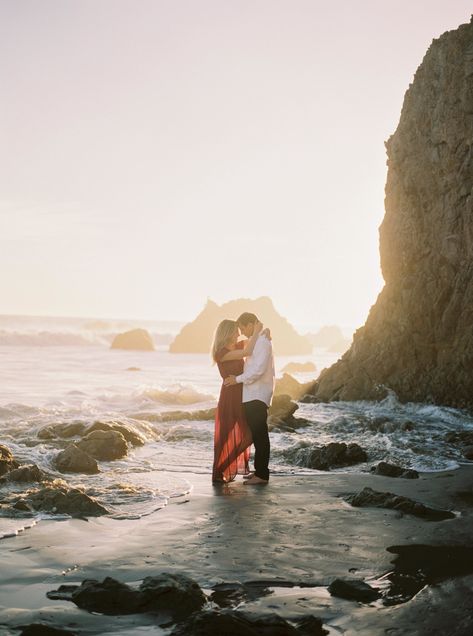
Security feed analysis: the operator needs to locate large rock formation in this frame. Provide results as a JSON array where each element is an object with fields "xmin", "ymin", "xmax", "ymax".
[
  {"xmin": 169, "ymin": 296, "xmax": 312, "ymax": 355},
  {"xmin": 314, "ymin": 18, "xmax": 473, "ymax": 409}
]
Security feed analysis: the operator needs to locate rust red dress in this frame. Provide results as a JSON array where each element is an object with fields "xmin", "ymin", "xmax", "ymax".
[{"xmin": 212, "ymin": 342, "xmax": 253, "ymax": 482}]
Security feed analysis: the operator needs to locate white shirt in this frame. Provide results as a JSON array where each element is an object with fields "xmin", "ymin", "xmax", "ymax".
[{"xmin": 236, "ymin": 334, "xmax": 275, "ymax": 406}]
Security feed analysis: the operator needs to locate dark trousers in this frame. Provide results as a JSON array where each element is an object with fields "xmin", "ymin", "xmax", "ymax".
[{"xmin": 243, "ymin": 400, "xmax": 270, "ymax": 481}]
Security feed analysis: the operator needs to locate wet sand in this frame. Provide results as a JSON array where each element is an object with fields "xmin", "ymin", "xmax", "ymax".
[{"xmin": 1, "ymin": 467, "xmax": 473, "ymax": 635}]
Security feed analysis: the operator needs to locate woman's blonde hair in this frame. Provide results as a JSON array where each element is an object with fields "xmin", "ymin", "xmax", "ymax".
[{"xmin": 211, "ymin": 319, "xmax": 238, "ymax": 363}]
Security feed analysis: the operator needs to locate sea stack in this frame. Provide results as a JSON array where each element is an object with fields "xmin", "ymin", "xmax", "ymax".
[
  {"xmin": 314, "ymin": 18, "xmax": 473, "ymax": 409},
  {"xmin": 169, "ymin": 296, "xmax": 312, "ymax": 356}
]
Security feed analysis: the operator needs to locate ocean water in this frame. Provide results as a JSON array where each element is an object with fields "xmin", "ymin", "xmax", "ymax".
[{"xmin": 1, "ymin": 315, "xmax": 472, "ymax": 538}]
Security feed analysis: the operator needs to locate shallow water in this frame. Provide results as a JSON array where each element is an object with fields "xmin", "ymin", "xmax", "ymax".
[{"xmin": 1, "ymin": 315, "xmax": 472, "ymax": 538}]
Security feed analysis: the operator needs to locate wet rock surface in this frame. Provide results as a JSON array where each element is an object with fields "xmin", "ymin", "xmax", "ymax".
[
  {"xmin": 307, "ymin": 442, "xmax": 367, "ymax": 471},
  {"xmin": 370, "ymin": 461, "xmax": 419, "ymax": 479},
  {"xmin": 328, "ymin": 578, "xmax": 381, "ymax": 603},
  {"xmin": 47, "ymin": 573, "xmax": 206, "ymax": 619},
  {"xmin": 54, "ymin": 445, "xmax": 99, "ymax": 474},
  {"xmin": 312, "ymin": 18, "xmax": 473, "ymax": 409},
  {"xmin": 0, "ymin": 444, "xmax": 19, "ymax": 476},
  {"xmin": 86, "ymin": 420, "xmax": 145, "ymax": 446},
  {"xmin": 77, "ymin": 429, "xmax": 128, "ymax": 461},
  {"xmin": 0, "ymin": 463, "xmax": 52, "ymax": 483},
  {"xmin": 210, "ymin": 581, "xmax": 272, "ymax": 607},
  {"xmin": 268, "ymin": 395, "xmax": 310, "ymax": 432},
  {"xmin": 346, "ymin": 487, "xmax": 455, "ymax": 520},
  {"xmin": 9, "ymin": 484, "xmax": 109, "ymax": 517}
]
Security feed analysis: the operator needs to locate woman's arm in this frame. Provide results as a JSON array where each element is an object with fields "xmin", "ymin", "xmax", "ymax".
[{"xmin": 219, "ymin": 321, "xmax": 263, "ymax": 362}]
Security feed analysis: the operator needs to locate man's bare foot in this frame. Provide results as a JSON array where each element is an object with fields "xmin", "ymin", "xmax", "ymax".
[
  {"xmin": 243, "ymin": 475, "xmax": 268, "ymax": 485},
  {"xmin": 243, "ymin": 472, "xmax": 255, "ymax": 480}
]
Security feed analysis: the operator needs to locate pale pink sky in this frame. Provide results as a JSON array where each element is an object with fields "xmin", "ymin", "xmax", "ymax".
[{"xmin": 1, "ymin": 1, "xmax": 471, "ymax": 331}]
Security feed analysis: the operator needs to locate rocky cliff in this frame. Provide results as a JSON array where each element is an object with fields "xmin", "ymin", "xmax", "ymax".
[
  {"xmin": 169, "ymin": 296, "xmax": 312, "ymax": 355},
  {"xmin": 314, "ymin": 17, "xmax": 473, "ymax": 409}
]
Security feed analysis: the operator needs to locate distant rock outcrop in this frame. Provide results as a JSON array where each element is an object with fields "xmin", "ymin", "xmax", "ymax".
[
  {"xmin": 111, "ymin": 329, "xmax": 155, "ymax": 351},
  {"xmin": 281, "ymin": 361, "xmax": 316, "ymax": 374},
  {"xmin": 169, "ymin": 297, "xmax": 312, "ymax": 355},
  {"xmin": 313, "ymin": 18, "xmax": 473, "ymax": 409},
  {"xmin": 306, "ymin": 325, "xmax": 345, "ymax": 349}
]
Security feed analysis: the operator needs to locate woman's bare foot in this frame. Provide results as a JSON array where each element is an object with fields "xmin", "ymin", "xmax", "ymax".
[{"xmin": 243, "ymin": 475, "xmax": 268, "ymax": 485}]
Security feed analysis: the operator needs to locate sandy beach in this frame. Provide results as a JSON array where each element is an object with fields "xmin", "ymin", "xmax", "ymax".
[{"xmin": 1, "ymin": 466, "xmax": 473, "ymax": 635}]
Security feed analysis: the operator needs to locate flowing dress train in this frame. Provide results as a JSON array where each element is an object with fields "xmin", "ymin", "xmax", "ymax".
[{"xmin": 212, "ymin": 342, "xmax": 253, "ymax": 482}]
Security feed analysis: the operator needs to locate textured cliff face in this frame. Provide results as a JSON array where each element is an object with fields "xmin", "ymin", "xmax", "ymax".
[
  {"xmin": 315, "ymin": 18, "xmax": 473, "ymax": 409},
  {"xmin": 170, "ymin": 296, "xmax": 312, "ymax": 355}
]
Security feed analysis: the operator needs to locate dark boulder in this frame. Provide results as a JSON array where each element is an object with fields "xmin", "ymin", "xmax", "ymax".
[
  {"xmin": 210, "ymin": 582, "xmax": 271, "ymax": 607},
  {"xmin": 307, "ymin": 442, "xmax": 367, "ymax": 470},
  {"xmin": 328, "ymin": 578, "xmax": 380, "ymax": 603},
  {"xmin": 54, "ymin": 445, "xmax": 99, "ymax": 474},
  {"xmin": 370, "ymin": 461, "xmax": 419, "ymax": 479},
  {"xmin": 77, "ymin": 429, "xmax": 128, "ymax": 461},
  {"xmin": 48, "ymin": 573, "xmax": 206, "ymax": 619},
  {"xmin": 171, "ymin": 610, "xmax": 302, "ymax": 636},
  {"xmin": 346, "ymin": 487, "xmax": 455, "ymax": 521}
]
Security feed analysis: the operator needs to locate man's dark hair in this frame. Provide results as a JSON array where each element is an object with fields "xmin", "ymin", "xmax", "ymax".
[{"xmin": 237, "ymin": 312, "xmax": 258, "ymax": 326}]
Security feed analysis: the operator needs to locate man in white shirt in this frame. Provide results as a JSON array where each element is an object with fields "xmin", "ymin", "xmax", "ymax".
[{"xmin": 224, "ymin": 312, "xmax": 275, "ymax": 484}]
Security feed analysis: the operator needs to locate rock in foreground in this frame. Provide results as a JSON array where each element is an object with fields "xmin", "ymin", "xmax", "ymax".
[
  {"xmin": 54, "ymin": 445, "xmax": 99, "ymax": 474},
  {"xmin": 77, "ymin": 430, "xmax": 128, "ymax": 461},
  {"xmin": 347, "ymin": 487, "xmax": 455, "ymax": 521},
  {"xmin": 4, "ymin": 484, "xmax": 108, "ymax": 517},
  {"xmin": 111, "ymin": 328, "xmax": 155, "ymax": 351},
  {"xmin": 47, "ymin": 573, "xmax": 206, "ymax": 619}
]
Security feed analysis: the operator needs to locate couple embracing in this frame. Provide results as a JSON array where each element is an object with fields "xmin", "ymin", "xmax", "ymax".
[{"xmin": 211, "ymin": 312, "xmax": 275, "ymax": 485}]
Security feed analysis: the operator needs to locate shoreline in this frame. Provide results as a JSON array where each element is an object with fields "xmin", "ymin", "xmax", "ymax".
[{"xmin": 1, "ymin": 466, "xmax": 473, "ymax": 634}]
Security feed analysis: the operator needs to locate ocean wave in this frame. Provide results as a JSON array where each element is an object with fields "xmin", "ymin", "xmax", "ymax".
[
  {"xmin": 0, "ymin": 329, "xmax": 111, "ymax": 347},
  {"xmin": 139, "ymin": 384, "xmax": 215, "ymax": 405}
]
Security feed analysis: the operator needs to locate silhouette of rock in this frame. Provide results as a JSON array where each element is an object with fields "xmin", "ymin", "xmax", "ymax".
[
  {"xmin": 274, "ymin": 373, "xmax": 316, "ymax": 400},
  {"xmin": 306, "ymin": 326, "xmax": 345, "ymax": 349},
  {"xmin": 54, "ymin": 444, "xmax": 99, "ymax": 474},
  {"xmin": 346, "ymin": 487, "xmax": 455, "ymax": 520},
  {"xmin": 77, "ymin": 429, "xmax": 128, "ymax": 461},
  {"xmin": 281, "ymin": 361, "xmax": 316, "ymax": 374},
  {"xmin": 313, "ymin": 18, "xmax": 473, "ymax": 408},
  {"xmin": 169, "ymin": 297, "xmax": 312, "ymax": 355},
  {"xmin": 111, "ymin": 328, "xmax": 155, "ymax": 351}
]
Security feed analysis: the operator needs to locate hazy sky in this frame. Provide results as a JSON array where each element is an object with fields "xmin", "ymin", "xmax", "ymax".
[{"xmin": 1, "ymin": 1, "xmax": 471, "ymax": 331}]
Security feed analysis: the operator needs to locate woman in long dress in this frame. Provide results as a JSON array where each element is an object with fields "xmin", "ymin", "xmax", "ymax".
[{"xmin": 211, "ymin": 319, "xmax": 263, "ymax": 482}]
